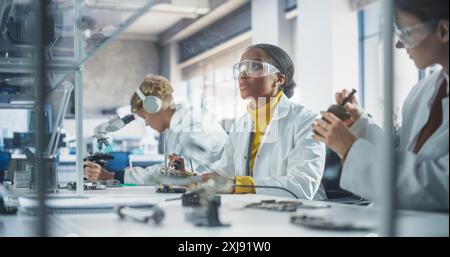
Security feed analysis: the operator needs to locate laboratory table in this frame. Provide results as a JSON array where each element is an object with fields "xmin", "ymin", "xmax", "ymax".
[{"xmin": 0, "ymin": 186, "xmax": 448, "ymax": 237}]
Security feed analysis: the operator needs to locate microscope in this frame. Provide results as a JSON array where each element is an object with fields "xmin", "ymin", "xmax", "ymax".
[
  {"xmin": 92, "ymin": 114, "xmax": 135, "ymax": 152},
  {"xmin": 85, "ymin": 114, "xmax": 135, "ymax": 168},
  {"xmin": 69, "ymin": 114, "xmax": 135, "ymax": 191}
]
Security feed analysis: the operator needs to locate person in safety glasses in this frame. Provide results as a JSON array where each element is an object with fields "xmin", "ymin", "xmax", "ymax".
[
  {"xmin": 312, "ymin": 0, "xmax": 449, "ymax": 212},
  {"xmin": 185, "ymin": 44, "xmax": 327, "ymax": 200}
]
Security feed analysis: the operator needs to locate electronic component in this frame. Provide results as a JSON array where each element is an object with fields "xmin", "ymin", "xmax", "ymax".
[
  {"xmin": 64, "ymin": 181, "xmax": 107, "ymax": 191},
  {"xmin": 325, "ymin": 89, "xmax": 358, "ymax": 122},
  {"xmin": 170, "ymin": 159, "xmax": 181, "ymax": 170},
  {"xmin": 184, "ymin": 195, "xmax": 228, "ymax": 227},
  {"xmin": 180, "ymin": 187, "xmax": 228, "ymax": 227},
  {"xmin": 291, "ymin": 214, "xmax": 373, "ymax": 231},
  {"xmin": 245, "ymin": 200, "xmax": 303, "ymax": 212},
  {"xmin": 326, "ymin": 105, "xmax": 351, "ymax": 121},
  {"xmin": 181, "ymin": 190, "xmax": 202, "ymax": 207},
  {"xmin": 159, "ymin": 167, "xmax": 197, "ymax": 178},
  {"xmin": 327, "ymin": 89, "xmax": 357, "ymax": 121},
  {"xmin": 103, "ymin": 179, "xmax": 123, "ymax": 187},
  {"xmin": 62, "ymin": 179, "xmax": 122, "ymax": 190},
  {"xmin": 181, "ymin": 189, "xmax": 221, "ymax": 207},
  {"xmin": 156, "ymin": 168, "xmax": 197, "ymax": 194},
  {"xmin": 84, "ymin": 152, "xmax": 114, "ymax": 168},
  {"xmin": 245, "ymin": 200, "xmax": 331, "ymax": 212},
  {"xmin": 156, "ymin": 184, "xmax": 187, "ymax": 194},
  {"xmin": 314, "ymin": 89, "xmax": 358, "ymax": 137},
  {"xmin": 117, "ymin": 205, "xmax": 164, "ymax": 224}
]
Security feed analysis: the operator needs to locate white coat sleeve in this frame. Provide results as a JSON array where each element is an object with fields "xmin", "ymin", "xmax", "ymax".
[
  {"xmin": 180, "ymin": 130, "xmax": 228, "ymax": 174},
  {"xmin": 253, "ymin": 115, "xmax": 326, "ymax": 200},
  {"xmin": 124, "ymin": 164, "xmax": 161, "ymax": 185},
  {"xmin": 211, "ymin": 129, "xmax": 238, "ymax": 178},
  {"xmin": 340, "ymin": 138, "xmax": 449, "ymax": 212},
  {"xmin": 350, "ymin": 112, "xmax": 384, "ymax": 143}
]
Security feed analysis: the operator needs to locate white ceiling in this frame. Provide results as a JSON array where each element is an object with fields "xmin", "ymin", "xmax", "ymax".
[
  {"xmin": 122, "ymin": 10, "xmax": 195, "ymax": 37},
  {"xmin": 83, "ymin": 1, "xmax": 250, "ymax": 43},
  {"xmin": 111, "ymin": 1, "xmax": 211, "ymax": 41}
]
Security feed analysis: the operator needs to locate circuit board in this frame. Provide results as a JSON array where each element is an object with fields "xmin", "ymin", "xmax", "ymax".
[
  {"xmin": 158, "ymin": 168, "xmax": 197, "ymax": 178},
  {"xmin": 245, "ymin": 200, "xmax": 303, "ymax": 212},
  {"xmin": 245, "ymin": 200, "xmax": 331, "ymax": 212},
  {"xmin": 64, "ymin": 181, "xmax": 107, "ymax": 190}
]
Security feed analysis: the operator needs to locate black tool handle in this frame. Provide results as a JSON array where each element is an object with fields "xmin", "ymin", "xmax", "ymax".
[{"xmin": 340, "ymin": 89, "xmax": 357, "ymax": 106}]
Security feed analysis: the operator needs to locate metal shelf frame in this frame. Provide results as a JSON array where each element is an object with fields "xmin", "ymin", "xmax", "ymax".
[{"xmin": 0, "ymin": 0, "xmax": 160, "ymax": 236}]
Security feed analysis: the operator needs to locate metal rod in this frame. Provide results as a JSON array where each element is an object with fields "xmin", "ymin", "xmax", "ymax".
[
  {"xmin": 47, "ymin": 82, "xmax": 74, "ymax": 155},
  {"xmin": 164, "ymin": 136, "xmax": 168, "ymax": 170},
  {"xmin": 0, "ymin": 62, "xmax": 81, "ymax": 73},
  {"xmin": 379, "ymin": 0, "xmax": 396, "ymax": 237},
  {"xmin": 75, "ymin": 0, "xmax": 84, "ymax": 196},
  {"xmin": 35, "ymin": 0, "xmax": 48, "ymax": 237},
  {"xmin": 340, "ymin": 89, "xmax": 358, "ymax": 106}
]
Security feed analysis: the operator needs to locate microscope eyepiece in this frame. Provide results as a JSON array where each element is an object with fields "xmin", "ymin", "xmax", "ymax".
[{"xmin": 121, "ymin": 114, "xmax": 135, "ymax": 125}]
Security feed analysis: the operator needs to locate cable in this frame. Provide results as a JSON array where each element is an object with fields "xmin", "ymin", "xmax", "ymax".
[
  {"xmin": 153, "ymin": 175, "xmax": 300, "ymax": 199},
  {"xmin": 189, "ymin": 159, "xmax": 194, "ymax": 174},
  {"xmin": 162, "ymin": 186, "xmax": 299, "ymax": 200},
  {"xmin": 234, "ymin": 185, "xmax": 300, "ymax": 199},
  {"xmin": 165, "ymin": 197, "xmax": 182, "ymax": 202}
]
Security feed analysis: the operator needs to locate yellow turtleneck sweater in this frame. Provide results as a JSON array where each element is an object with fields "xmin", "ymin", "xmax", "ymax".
[{"xmin": 234, "ymin": 91, "xmax": 283, "ymax": 194}]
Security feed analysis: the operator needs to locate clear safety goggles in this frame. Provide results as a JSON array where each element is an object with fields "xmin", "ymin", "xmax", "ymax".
[
  {"xmin": 394, "ymin": 21, "xmax": 436, "ymax": 49},
  {"xmin": 233, "ymin": 60, "xmax": 281, "ymax": 79}
]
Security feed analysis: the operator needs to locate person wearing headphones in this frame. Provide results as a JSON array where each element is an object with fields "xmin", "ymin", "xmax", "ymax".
[{"xmin": 84, "ymin": 74, "xmax": 228, "ymax": 185}]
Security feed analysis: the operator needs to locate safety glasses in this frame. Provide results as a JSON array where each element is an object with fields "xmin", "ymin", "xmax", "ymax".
[
  {"xmin": 394, "ymin": 21, "xmax": 436, "ymax": 49},
  {"xmin": 233, "ymin": 60, "xmax": 281, "ymax": 79}
]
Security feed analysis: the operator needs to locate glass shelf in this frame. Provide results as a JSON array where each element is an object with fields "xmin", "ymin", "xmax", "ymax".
[{"xmin": 0, "ymin": 0, "xmax": 158, "ymax": 70}]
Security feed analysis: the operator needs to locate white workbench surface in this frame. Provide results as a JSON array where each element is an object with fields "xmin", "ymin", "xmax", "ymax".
[{"xmin": 1, "ymin": 186, "xmax": 448, "ymax": 237}]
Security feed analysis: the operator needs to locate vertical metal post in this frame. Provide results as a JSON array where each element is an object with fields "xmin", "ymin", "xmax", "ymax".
[
  {"xmin": 164, "ymin": 137, "xmax": 168, "ymax": 170},
  {"xmin": 35, "ymin": 0, "xmax": 48, "ymax": 237},
  {"xmin": 357, "ymin": 10, "xmax": 366, "ymax": 108},
  {"xmin": 74, "ymin": 0, "xmax": 84, "ymax": 196},
  {"xmin": 379, "ymin": 0, "xmax": 396, "ymax": 237}
]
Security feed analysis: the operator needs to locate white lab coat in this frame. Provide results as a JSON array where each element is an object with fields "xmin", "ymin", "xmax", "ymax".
[
  {"xmin": 341, "ymin": 70, "xmax": 449, "ymax": 212},
  {"xmin": 124, "ymin": 102, "xmax": 228, "ymax": 185},
  {"xmin": 212, "ymin": 94, "xmax": 327, "ymax": 200}
]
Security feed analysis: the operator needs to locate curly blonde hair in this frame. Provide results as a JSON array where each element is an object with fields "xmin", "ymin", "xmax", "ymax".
[{"xmin": 130, "ymin": 74, "xmax": 174, "ymax": 113}]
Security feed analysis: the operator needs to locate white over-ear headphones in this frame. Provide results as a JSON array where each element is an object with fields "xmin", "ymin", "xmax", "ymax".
[{"xmin": 135, "ymin": 87, "xmax": 163, "ymax": 113}]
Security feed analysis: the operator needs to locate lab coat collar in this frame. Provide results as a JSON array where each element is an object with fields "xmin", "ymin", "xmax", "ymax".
[
  {"xmin": 407, "ymin": 70, "xmax": 449, "ymax": 151},
  {"xmin": 443, "ymin": 70, "xmax": 449, "ymax": 95},
  {"xmin": 169, "ymin": 103, "xmax": 182, "ymax": 129},
  {"xmin": 243, "ymin": 93, "xmax": 291, "ymax": 130},
  {"xmin": 243, "ymin": 93, "xmax": 292, "ymax": 148},
  {"xmin": 161, "ymin": 102, "xmax": 190, "ymax": 136},
  {"xmin": 425, "ymin": 70, "xmax": 448, "ymax": 107},
  {"xmin": 440, "ymin": 68, "xmax": 449, "ymax": 123},
  {"xmin": 272, "ymin": 93, "xmax": 291, "ymax": 121}
]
